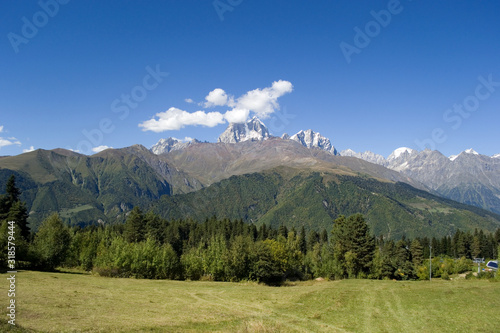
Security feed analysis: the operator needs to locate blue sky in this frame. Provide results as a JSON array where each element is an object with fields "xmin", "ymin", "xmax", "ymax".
[{"xmin": 1, "ymin": 0, "xmax": 499, "ymax": 158}]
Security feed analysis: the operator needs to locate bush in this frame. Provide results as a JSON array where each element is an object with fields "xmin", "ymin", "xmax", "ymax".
[
  {"xmin": 477, "ymin": 271, "xmax": 495, "ymax": 279},
  {"xmin": 416, "ymin": 265, "xmax": 429, "ymax": 280},
  {"xmin": 454, "ymin": 257, "xmax": 471, "ymax": 274}
]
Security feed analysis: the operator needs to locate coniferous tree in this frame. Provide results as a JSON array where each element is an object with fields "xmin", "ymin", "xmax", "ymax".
[
  {"xmin": 278, "ymin": 224, "xmax": 288, "ymax": 238},
  {"xmin": 307, "ymin": 230, "xmax": 319, "ymax": 252},
  {"xmin": 471, "ymin": 235, "xmax": 481, "ymax": 258},
  {"xmin": 7, "ymin": 200, "xmax": 30, "ymax": 240},
  {"xmin": 331, "ymin": 214, "xmax": 375, "ymax": 278},
  {"xmin": 144, "ymin": 210, "xmax": 165, "ymax": 243},
  {"xmin": 124, "ymin": 207, "xmax": 145, "ymax": 243},
  {"xmin": 298, "ymin": 225, "xmax": 307, "ymax": 254},
  {"xmin": 5, "ymin": 175, "xmax": 20, "ymax": 205},
  {"xmin": 320, "ymin": 229, "xmax": 328, "ymax": 244},
  {"xmin": 394, "ymin": 239, "xmax": 413, "ymax": 279},
  {"xmin": 0, "ymin": 175, "xmax": 30, "ymax": 240},
  {"xmin": 258, "ymin": 224, "xmax": 268, "ymax": 241},
  {"xmin": 410, "ymin": 239, "xmax": 423, "ymax": 268}
]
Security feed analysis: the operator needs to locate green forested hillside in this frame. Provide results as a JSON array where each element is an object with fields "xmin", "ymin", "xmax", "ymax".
[
  {"xmin": 0, "ymin": 149, "xmax": 172, "ymax": 230},
  {"xmin": 153, "ymin": 167, "xmax": 500, "ymax": 238},
  {"xmin": 2, "ymin": 147, "xmax": 500, "ymax": 239}
]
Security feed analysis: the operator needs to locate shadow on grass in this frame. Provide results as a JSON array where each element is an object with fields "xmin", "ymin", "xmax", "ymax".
[{"xmin": 0, "ymin": 319, "xmax": 34, "ymax": 332}]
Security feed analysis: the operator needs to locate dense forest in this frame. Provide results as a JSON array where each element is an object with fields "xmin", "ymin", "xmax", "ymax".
[{"xmin": 1, "ymin": 176, "xmax": 499, "ymax": 284}]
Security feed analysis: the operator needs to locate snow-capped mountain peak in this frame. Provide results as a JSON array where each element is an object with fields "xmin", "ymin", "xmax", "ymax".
[
  {"xmin": 464, "ymin": 148, "xmax": 479, "ymax": 155},
  {"xmin": 450, "ymin": 148, "xmax": 480, "ymax": 161},
  {"xmin": 492, "ymin": 153, "xmax": 500, "ymax": 159},
  {"xmin": 287, "ymin": 129, "xmax": 338, "ymax": 155},
  {"xmin": 387, "ymin": 147, "xmax": 416, "ymax": 161},
  {"xmin": 218, "ymin": 117, "xmax": 270, "ymax": 144},
  {"xmin": 151, "ymin": 137, "xmax": 200, "ymax": 155},
  {"xmin": 340, "ymin": 148, "xmax": 356, "ymax": 156}
]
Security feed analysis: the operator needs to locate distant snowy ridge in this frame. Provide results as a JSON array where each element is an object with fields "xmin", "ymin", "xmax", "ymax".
[
  {"xmin": 151, "ymin": 137, "xmax": 200, "ymax": 155},
  {"xmin": 283, "ymin": 129, "xmax": 338, "ymax": 155},
  {"xmin": 342, "ymin": 147, "xmax": 497, "ymax": 165},
  {"xmin": 340, "ymin": 149, "xmax": 387, "ymax": 166}
]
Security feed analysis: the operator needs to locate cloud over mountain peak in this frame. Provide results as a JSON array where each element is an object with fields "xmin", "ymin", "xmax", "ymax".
[{"xmin": 139, "ymin": 80, "xmax": 293, "ymax": 132}]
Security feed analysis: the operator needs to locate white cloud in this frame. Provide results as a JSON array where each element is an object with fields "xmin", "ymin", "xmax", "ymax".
[
  {"xmin": 92, "ymin": 145, "xmax": 112, "ymax": 153},
  {"xmin": 223, "ymin": 108, "xmax": 250, "ymax": 123},
  {"xmin": 185, "ymin": 98, "xmax": 195, "ymax": 104},
  {"xmin": 234, "ymin": 80, "xmax": 293, "ymax": 120},
  {"xmin": 0, "ymin": 125, "xmax": 3, "ymax": 133},
  {"xmin": 139, "ymin": 107, "xmax": 226, "ymax": 132},
  {"xmin": 23, "ymin": 146, "xmax": 35, "ymax": 153},
  {"xmin": 0, "ymin": 137, "xmax": 21, "ymax": 149},
  {"xmin": 139, "ymin": 80, "xmax": 293, "ymax": 132},
  {"xmin": 173, "ymin": 136, "xmax": 194, "ymax": 142},
  {"xmin": 204, "ymin": 88, "xmax": 235, "ymax": 108}
]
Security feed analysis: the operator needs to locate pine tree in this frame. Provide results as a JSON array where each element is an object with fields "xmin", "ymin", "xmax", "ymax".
[
  {"xmin": 144, "ymin": 210, "xmax": 165, "ymax": 243},
  {"xmin": 307, "ymin": 230, "xmax": 319, "ymax": 252},
  {"xmin": 5, "ymin": 175, "xmax": 20, "ymax": 206},
  {"xmin": 320, "ymin": 229, "xmax": 328, "ymax": 244},
  {"xmin": 298, "ymin": 225, "xmax": 307, "ymax": 254},
  {"xmin": 471, "ymin": 236, "xmax": 481, "ymax": 258},
  {"xmin": 278, "ymin": 224, "xmax": 288, "ymax": 238},
  {"xmin": 331, "ymin": 214, "xmax": 375, "ymax": 278},
  {"xmin": 0, "ymin": 175, "xmax": 30, "ymax": 240},
  {"xmin": 410, "ymin": 239, "xmax": 423, "ymax": 267},
  {"xmin": 394, "ymin": 239, "xmax": 412, "ymax": 279},
  {"xmin": 7, "ymin": 200, "xmax": 30, "ymax": 240},
  {"xmin": 124, "ymin": 207, "xmax": 145, "ymax": 243}
]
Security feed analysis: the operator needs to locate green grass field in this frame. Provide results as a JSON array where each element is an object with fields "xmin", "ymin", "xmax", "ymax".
[{"xmin": 1, "ymin": 270, "xmax": 499, "ymax": 332}]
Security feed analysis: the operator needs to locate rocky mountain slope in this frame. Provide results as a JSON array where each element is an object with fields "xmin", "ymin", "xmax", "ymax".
[{"xmin": 340, "ymin": 147, "xmax": 500, "ymax": 214}]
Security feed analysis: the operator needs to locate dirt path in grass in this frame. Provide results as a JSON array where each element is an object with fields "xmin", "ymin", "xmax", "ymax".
[{"xmin": 187, "ymin": 289, "xmax": 350, "ymax": 332}]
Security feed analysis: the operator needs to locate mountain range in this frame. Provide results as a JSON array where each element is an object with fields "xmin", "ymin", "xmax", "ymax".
[
  {"xmin": 340, "ymin": 147, "xmax": 500, "ymax": 215},
  {"xmin": 1, "ymin": 118, "xmax": 499, "ymax": 238}
]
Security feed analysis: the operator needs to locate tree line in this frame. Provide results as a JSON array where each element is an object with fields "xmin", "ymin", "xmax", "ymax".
[{"xmin": 1, "ymin": 175, "xmax": 499, "ymax": 283}]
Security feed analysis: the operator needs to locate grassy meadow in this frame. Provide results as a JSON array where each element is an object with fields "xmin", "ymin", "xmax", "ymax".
[{"xmin": 1, "ymin": 270, "xmax": 499, "ymax": 332}]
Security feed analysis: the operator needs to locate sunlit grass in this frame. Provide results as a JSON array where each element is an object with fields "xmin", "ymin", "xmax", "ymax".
[{"xmin": 1, "ymin": 270, "xmax": 499, "ymax": 332}]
